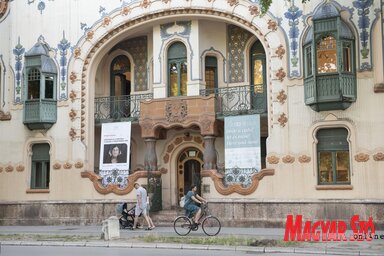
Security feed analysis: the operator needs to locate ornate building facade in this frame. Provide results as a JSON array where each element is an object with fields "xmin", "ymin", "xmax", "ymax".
[{"xmin": 0, "ymin": 0, "xmax": 383, "ymax": 227}]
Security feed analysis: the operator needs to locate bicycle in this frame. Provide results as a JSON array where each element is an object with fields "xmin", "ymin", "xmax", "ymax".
[{"xmin": 173, "ymin": 202, "xmax": 221, "ymax": 236}]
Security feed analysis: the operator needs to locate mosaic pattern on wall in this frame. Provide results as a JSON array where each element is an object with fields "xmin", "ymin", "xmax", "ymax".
[
  {"xmin": 56, "ymin": 31, "xmax": 70, "ymax": 100},
  {"xmin": 112, "ymin": 36, "xmax": 148, "ymax": 91},
  {"xmin": 278, "ymin": 0, "xmax": 380, "ymax": 76},
  {"xmin": 227, "ymin": 25, "xmax": 251, "ymax": 83},
  {"xmin": 13, "ymin": 37, "xmax": 24, "ymax": 104},
  {"xmin": 28, "ymin": 0, "xmax": 54, "ymax": 14}
]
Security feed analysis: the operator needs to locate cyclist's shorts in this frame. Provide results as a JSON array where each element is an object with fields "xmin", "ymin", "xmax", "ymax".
[{"xmin": 185, "ymin": 204, "xmax": 199, "ymax": 216}]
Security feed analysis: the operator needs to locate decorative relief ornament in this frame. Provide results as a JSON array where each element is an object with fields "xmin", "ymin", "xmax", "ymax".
[
  {"xmin": 165, "ymin": 100, "xmax": 187, "ymax": 123},
  {"xmin": 0, "ymin": 0, "xmax": 9, "ymax": 20},
  {"xmin": 74, "ymin": 47, "xmax": 81, "ymax": 58},
  {"xmin": 267, "ymin": 155, "xmax": 280, "ymax": 164},
  {"xmin": 69, "ymin": 90, "xmax": 77, "ymax": 101},
  {"xmin": 267, "ymin": 20, "xmax": 278, "ymax": 31},
  {"xmin": 53, "ymin": 163, "xmax": 61, "ymax": 170},
  {"xmin": 249, "ymin": 5, "xmax": 260, "ymax": 16},
  {"xmin": 70, "ymin": 72, "xmax": 77, "ymax": 84},
  {"xmin": 373, "ymin": 152, "xmax": 384, "ymax": 161},
  {"xmin": 5, "ymin": 165, "xmax": 13, "ymax": 172},
  {"xmin": 0, "ymin": 166, "xmax": 3, "ymax": 172},
  {"xmin": 278, "ymin": 113, "xmax": 288, "ymax": 127},
  {"xmin": 227, "ymin": 0, "xmax": 239, "ymax": 7},
  {"xmin": 0, "ymin": 110, "xmax": 11, "ymax": 121},
  {"xmin": 354, "ymin": 153, "xmax": 369, "ymax": 162},
  {"xmin": 16, "ymin": 165, "xmax": 24, "ymax": 172},
  {"xmin": 102, "ymin": 16, "xmax": 111, "ymax": 27},
  {"xmin": 141, "ymin": 0, "xmax": 151, "ymax": 8},
  {"xmin": 86, "ymin": 30, "xmax": 94, "ymax": 40},
  {"xmin": 277, "ymin": 90, "xmax": 287, "ymax": 104},
  {"xmin": 121, "ymin": 6, "xmax": 131, "ymax": 15},
  {"xmin": 276, "ymin": 68, "xmax": 286, "ymax": 82},
  {"xmin": 282, "ymin": 155, "xmax": 295, "ymax": 164},
  {"xmin": 298, "ymin": 155, "xmax": 311, "ymax": 163},
  {"xmin": 63, "ymin": 162, "xmax": 72, "ymax": 169},
  {"xmin": 69, "ymin": 109, "xmax": 77, "ymax": 121},
  {"xmin": 74, "ymin": 161, "xmax": 84, "ymax": 169},
  {"xmin": 275, "ymin": 45, "xmax": 285, "ymax": 59},
  {"xmin": 69, "ymin": 128, "xmax": 77, "ymax": 140}
]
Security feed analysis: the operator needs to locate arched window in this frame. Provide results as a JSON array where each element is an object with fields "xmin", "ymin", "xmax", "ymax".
[
  {"xmin": 316, "ymin": 128, "xmax": 350, "ymax": 185},
  {"xmin": 249, "ymin": 40, "xmax": 268, "ymax": 168},
  {"xmin": 111, "ymin": 55, "xmax": 131, "ymax": 96},
  {"xmin": 303, "ymin": 2, "xmax": 356, "ymax": 112},
  {"xmin": 205, "ymin": 56, "xmax": 217, "ymax": 93},
  {"xmin": 168, "ymin": 42, "xmax": 187, "ymax": 97}
]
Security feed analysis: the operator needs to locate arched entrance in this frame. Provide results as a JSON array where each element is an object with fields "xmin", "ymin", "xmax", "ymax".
[{"xmin": 177, "ymin": 147, "xmax": 203, "ymax": 200}]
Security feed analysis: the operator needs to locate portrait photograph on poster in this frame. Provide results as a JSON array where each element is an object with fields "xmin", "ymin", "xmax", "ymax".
[{"xmin": 102, "ymin": 143, "xmax": 128, "ymax": 164}]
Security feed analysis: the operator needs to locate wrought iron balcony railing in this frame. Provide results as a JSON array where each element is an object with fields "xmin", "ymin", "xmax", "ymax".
[
  {"xmin": 200, "ymin": 84, "xmax": 267, "ymax": 117},
  {"xmin": 94, "ymin": 93, "xmax": 153, "ymax": 123}
]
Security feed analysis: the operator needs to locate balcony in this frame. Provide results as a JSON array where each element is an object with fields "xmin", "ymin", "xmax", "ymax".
[
  {"xmin": 304, "ymin": 73, "xmax": 356, "ymax": 112},
  {"xmin": 94, "ymin": 93, "xmax": 153, "ymax": 124},
  {"xmin": 200, "ymin": 85, "xmax": 267, "ymax": 118},
  {"xmin": 23, "ymin": 99, "xmax": 57, "ymax": 130},
  {"xmin": 94, "ymin": 85, "xmax": 267, "ymax": 124}
]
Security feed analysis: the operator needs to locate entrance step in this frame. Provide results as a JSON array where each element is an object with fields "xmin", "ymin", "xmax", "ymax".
[{"xmin": 149, "ymin": 209, "xmax": 184, "ymax": 227}]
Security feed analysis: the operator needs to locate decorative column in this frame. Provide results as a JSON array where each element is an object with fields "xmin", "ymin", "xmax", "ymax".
[
  {"xmin": 203, "ymin": 135, "xmax": 217, "ymax": 170},
  {"xmin": 144, "ymin": 138, "xmax": 157, "ymax": 171}
]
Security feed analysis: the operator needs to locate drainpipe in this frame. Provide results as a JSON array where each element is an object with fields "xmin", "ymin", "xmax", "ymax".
[{"xmin": 374, "ymin": 0, "xmax": 384, "ymax": 92}]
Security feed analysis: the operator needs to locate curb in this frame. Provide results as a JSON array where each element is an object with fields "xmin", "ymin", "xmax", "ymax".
[{"xmin": 1, "ymin": 240, "xmax": 383, "ymax": 255}]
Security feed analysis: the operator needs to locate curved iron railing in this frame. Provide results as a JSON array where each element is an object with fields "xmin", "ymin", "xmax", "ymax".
[
  {"xmin": 200, "ymin": 84, "xmax": 267, "ymax": 117},
  {"xmin": 94, "ymin": 93, "xmax": 153, "ymax": 123}
]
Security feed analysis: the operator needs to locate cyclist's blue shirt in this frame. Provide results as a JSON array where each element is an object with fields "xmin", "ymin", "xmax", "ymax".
[{"xmin": 184, "ymin": 191, "xmax": 199, "ymax": 216}]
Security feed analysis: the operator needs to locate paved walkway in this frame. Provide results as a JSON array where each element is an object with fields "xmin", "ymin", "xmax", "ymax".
[{"xmin": 0, "ymin": 225, "xmax": 383, "ymax": 255}]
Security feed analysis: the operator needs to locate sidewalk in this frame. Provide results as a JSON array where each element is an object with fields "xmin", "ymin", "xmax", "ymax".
[{"xmin": 0, "ymin": 225, "xmax": 383, "ymax": 255}]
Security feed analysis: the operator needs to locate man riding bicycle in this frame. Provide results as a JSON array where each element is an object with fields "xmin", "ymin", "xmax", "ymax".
[{"xmin": 183, "ymin": 184, "xmax": 207, "ymax": 225}]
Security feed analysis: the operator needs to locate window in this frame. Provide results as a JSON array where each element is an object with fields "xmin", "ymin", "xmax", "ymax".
[
  {"xmin": 205, "ymin": 56, "xmax": 217, "ymax": 93},
  {"xmin": 317, "ymin": 36, "xmax": 337, "ymax": 74},
  {"xmin": 31, "ymin": 143, "xmax": 50, "ymax": 189},
  {"xmin": 111, "ymin": 55, "xmax": 131, "ymax": 96},
  {"xmin": 302, "ymin": 2, "xmax": 356, "ymax": 112},
  {"xmin": 317, "ymin": 128, "xmax": 350, "ymax": 185},
  {"xmin": 168, "ymin": 42, "xmax": 187, "ymax": 96},
  {"xmin": 28, "ymin": 68, "xmax": 41, "ymax": 99}
]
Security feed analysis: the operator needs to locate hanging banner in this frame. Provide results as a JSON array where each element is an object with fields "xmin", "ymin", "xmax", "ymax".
[
  {"xmin": 99, "ymin": 122, "xmax": 131, "ymax": 188},
  {"xmin": 224, "ymin": 114, "xmax": 261, "ymax": 185}
]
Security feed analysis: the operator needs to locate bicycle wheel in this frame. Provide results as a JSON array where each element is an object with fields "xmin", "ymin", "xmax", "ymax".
[
  {"xmin": 202, "ymin": 216, "xmax": 221, "ymax": 236},
  {"xmin": 173, "ymin": 216, "xmax": 192, "ymax": 236}
]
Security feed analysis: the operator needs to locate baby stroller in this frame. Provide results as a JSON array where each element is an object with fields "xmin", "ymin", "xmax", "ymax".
[{"xmin": 116, "ymin": 202, "xmax": 141, "ymax": 229}]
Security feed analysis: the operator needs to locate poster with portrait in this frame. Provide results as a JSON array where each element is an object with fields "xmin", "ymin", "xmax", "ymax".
[{"xmin": 99, "ymin": 122, "xmax": 131, "ymax": 187}]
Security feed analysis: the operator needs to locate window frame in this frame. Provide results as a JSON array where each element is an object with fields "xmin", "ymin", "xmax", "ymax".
[
  {"xmin": 167, "ymin": 42, "xmax": 188, "ymax": 97},
  {"xmin": 316, "ymin": 128, "xmax": 351, "ymax": 186},
  {"xmin": 30, "ymin": 143, "xmax": 51, "ymax": 190}
]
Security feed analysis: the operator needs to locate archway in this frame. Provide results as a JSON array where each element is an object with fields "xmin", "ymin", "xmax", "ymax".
[{"xmin": 177, "ymin": 147, "xmax": 203, "ymax": 200}]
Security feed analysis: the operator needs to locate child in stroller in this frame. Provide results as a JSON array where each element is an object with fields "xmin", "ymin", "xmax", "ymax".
[{"xmin": 116, "ymin": 202, "xmax": 142, "ymax": 229}]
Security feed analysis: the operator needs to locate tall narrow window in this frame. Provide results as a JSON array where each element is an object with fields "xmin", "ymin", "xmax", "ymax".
[
  {"xmin": 111, "ymin": 55, "xmax": 131, "ymax": 97},
  {"xmin": 31, "ymin": 143, "xmax": 50, "ymax": 189},
  {"xmin": 250, "ymin": 41, "xmax": 266, "ymax": 94},
  {"xmin": 342, "ymin": 42, "xmax": 352, "ymax": 73},
  {"xmin": 317, "ymin": 128, "xmax": 350, "ymax": 185},
  {"xmin": 205, "ymin": 56, "xmax": 217, "ymax": 93},
  {"xmin": 304, "ymin": 45, "xmax": 313, "ymax": 77},
  {"xmin": 168, "ymin": 42, "xmax": 187, "ymax": 97},
  {"xmin": 28, "ymin": 68, "xmax": 41, "ymax": 99}
]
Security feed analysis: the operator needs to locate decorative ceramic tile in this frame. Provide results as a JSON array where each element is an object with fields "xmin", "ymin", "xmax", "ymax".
[
  {"xmin": 227, "ymin": 25, "xmax": 251, "ymax": 83},
  {"xmin": 27, "ymin": 0, "xmax": 54, "ymax": 14},
  {"xmin": 57, "ymin": 31, "xmax": 71, "ymax": 100},
  {"xmin": 12, "ymin": 37, "xmax": 24, "ymax": 104}
]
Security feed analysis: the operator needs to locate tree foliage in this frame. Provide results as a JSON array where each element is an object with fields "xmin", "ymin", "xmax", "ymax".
[{"xmin": 259, "ymin": 0, "xmax": 309, "ymax": 14}]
